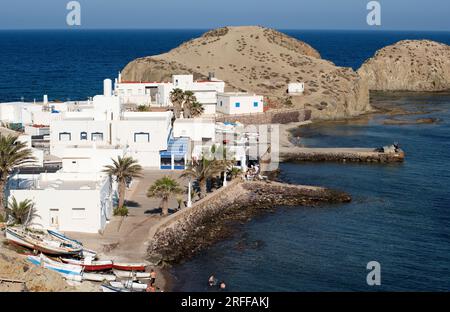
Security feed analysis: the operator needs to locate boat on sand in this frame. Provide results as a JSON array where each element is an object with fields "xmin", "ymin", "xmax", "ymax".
[
  {"xmin": 6, "ymin": 227, "xmax": 82, "ymax": 256},
  {"xmin": 61, "ymin": 258, "xmax": 113, "ymax": 271},
  {"xmin": 112, "ymin": 269, "xmax": 151, "ymax": 279},
  {"xmin": 27, "ymin": 254, "xmax": 82, "ymax": 276},
  {"xmin": 112, "ymin": 262, "xmax": 147, "ymax": 271},
  {"xmin": 47, "ymin": 230, "xmax": 97, "ymax": 258}
]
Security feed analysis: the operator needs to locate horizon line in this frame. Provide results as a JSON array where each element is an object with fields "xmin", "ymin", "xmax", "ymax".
[{"xmin": 0, "ymin": 27, "xmax": 449, "ymax": 33}]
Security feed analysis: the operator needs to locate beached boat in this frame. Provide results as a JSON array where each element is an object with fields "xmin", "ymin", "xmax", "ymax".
[
  {"xmin": 112, "ymin": 262, "xmax": 147, "ymax": 271},
  {"xmin": 47, "ymin": 230, "xmax": 97, "ymax": 258},
  {"xmin": 27, "ymin": 254, "xmax": 82, "ymax": 276},
  {"xmin": 6, "ymin": 227, "xmax": 82, "ymax": 256},
  {"xmin": 110, "ymin": 281, "xmax": 147, "ymax": 291},
  {"xmin": 61, "ymin": 258, "xmax": 113, "ymax": 271},
  {"xmin": 82, "ymin": 272, "xmax": 116, "ymax": 282},
  {"xmin": 112, "ymin": 269, "xmax": 151, "ymax": 279},
  {"xmin": 101, "ymin": 284, "xmax": 130, "ymax": 292}
]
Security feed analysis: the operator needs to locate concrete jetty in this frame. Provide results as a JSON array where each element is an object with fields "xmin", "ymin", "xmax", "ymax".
[{"xmin": 281, "ymin": 147, "xmax": 405, "ymax": 163}]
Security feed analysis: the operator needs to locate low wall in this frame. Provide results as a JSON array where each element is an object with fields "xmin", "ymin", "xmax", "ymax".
[
  {"xmin": 146, "ymin": 180, "xmax": 351, "ymax": 265},
  {"xmin": 281, "ymin": 148, "xmax": 406, "ymax": 163},
  {"xmin": 216, "ymin": 109, "xmax": 312, "ymax": 125}
]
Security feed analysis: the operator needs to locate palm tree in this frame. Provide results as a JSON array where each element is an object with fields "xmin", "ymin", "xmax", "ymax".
[
  {"xmin": 182, "ymin": 91, "xmax": 197, "ymax": 118},
  {"xmin": 189, "ymin": 101, "xmax": 204, "ymax": 118},
  {"xmin": 6, "ymin": 197, "xmax": 37, "ymax": 226},
  {"xmin": 147, "ymin": 176, "xmax": 183, "ymax": 216},
  {"xmin": 103, "ymin": 156, "xmax": 143, "ymax": 211},
  {"xmin": 0, "ymin": 134, "xmax": 36, "ymax": 218},
  {"xmin": 180, "ymin": 158, "xmax": 223, "ymax": 198},
  {"xmin": 170, "ymin": 88, "xmax": 185, "ymax": 118}
]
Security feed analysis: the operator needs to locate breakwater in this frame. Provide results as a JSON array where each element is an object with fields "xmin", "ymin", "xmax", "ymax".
[
  {"xmin": 281, "ymin": 147, "xmax": 405, "ymax": 163},
  {"xmin": 146, "ymin": 180, "xmax": 351, "ymax": 265}
]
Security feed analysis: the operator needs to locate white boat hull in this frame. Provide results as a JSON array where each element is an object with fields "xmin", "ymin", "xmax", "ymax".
[
  {"xmin": 113, "ymin": 269, "xmax": 151, "ymax": 279},
  {"xmin": 82, "ymin": 273, "xmax": 116, "ymax": 282}
]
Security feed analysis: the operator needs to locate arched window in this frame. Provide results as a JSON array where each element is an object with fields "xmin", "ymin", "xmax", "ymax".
[{"xmin": 80, "ymin": 132, "xmax": 88, "ymax": 140}]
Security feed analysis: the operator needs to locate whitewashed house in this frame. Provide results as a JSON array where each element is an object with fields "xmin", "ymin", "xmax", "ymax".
[
  {"xmin": 8, "ymin": 172, "xmax": 112, "ymax": 234},
  {"xmin": 114, "ymin": 73, "xmax": 225, "ymax": 116},
  {"xmin": 216, "ymin": 93, "xmax": 264, "ymax": 115},
  {"xmin": 288, "ymin": 82, "xmax": 305, "ymax": 94}
]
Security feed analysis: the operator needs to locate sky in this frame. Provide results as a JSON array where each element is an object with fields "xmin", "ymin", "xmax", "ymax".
[{"xmin": 0, "ymin": 0, "xmax": 449, "ymax": 31}]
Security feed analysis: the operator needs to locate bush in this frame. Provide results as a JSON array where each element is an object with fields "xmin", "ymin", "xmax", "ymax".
[
  {"xmin": 0, "ymin": 214, "xmax": 5, "ymax": 223},
  {"xmin": 114, "ymin": 206, "xmax": 129, "ymax": 217}
]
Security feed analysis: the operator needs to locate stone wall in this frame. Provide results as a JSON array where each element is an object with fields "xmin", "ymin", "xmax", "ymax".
[
  {"xmin": 146, "ymin": 180, "xmax": 351, "ymax": 265},
  {"xmin": 215, "ymin": 109, "xmax": 312, "ymax": 125}
]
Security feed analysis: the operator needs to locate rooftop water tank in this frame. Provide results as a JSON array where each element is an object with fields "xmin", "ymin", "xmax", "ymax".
[{"xmin": 104, "ymin": 79, "xmax": 113, "ymax": 96}]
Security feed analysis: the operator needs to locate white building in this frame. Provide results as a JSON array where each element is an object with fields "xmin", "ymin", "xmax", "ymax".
[
  {"xmin": 114, "ymin": 74, "xmax": 225, "ymax": 116},
  {"xmin": 173, "ymin": 118, "xmax": 215, "ymax": 143},
  {"xmin": 288, "ymin": 82, "xmax": 305, "ymax": 94},
  {"xmin": 8, "ymin": 172, "xmax": 113, "ymax": 234},
  {"xmin": 216, "ymin": 93, "xmax": 264, "ymax": 115}
]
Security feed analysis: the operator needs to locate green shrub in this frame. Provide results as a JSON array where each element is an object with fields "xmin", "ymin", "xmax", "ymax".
[{"xmin": 114, "ymin": 206, "xmax": 129, "ymax": 216}]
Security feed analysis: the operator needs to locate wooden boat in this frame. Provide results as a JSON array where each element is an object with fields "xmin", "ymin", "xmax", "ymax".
[
  {"xmin": 101, "ymin": 284, "xmax": 130, "ymax": 292},
  {"xmin": 110, "ymin": 281, "xmax": 147, "ymax": 291},
  {"xmin": 112, "ymin": 269, "xmax": 151, "ymax": 279},
  {"xmin": 47, "ymin": 230, "xmax": 97, "ymax": 258},
  {"xmin": 112, "ymin": 262, "xmax": 147, "ymax": 271},
  {"xmin": 6, "ymin": 227, "xmax": 82, "ymax": 256},
  {"xmin": 27, "ymin": 254, "xmax": 82, "ymax": 276},
  {"xmin": 82, "ymin": 272, "xmax": 116, "ymax": 282},
  {"xmin": 61, "ymin": 258, "xmax": 113, "ymax": 271}
]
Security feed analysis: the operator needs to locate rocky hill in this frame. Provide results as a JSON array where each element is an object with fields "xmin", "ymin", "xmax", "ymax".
[
  {"xmin": 122, "ymin": 26, "xmax": 371, "ymax": 120},
  {"xmin": 358, "ymin": 40, "xmax": 450, "ymax": 91}
]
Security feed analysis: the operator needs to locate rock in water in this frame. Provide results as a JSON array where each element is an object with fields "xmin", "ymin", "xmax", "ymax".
[
  {"xmin": 358, "ymin": 40, "xmax": 450, "ymax": 92},
  {"xmin": 121, "ymin": 26, "xmax": 371, "ymax": 120}
]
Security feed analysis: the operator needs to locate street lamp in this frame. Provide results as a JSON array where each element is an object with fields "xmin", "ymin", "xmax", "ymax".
[
  {"xmin": 223, "ymin": 170, "xmax": 228, "ymax": 187},
  {"xmin": 187, "ymin": 177, "xmax": 192, "ymax": 208}
]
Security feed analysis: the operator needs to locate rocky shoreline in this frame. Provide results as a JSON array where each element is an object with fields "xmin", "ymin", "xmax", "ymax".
[{"xmin": 146, "ymin": 180, "xmax": 351, "ymax": 266}]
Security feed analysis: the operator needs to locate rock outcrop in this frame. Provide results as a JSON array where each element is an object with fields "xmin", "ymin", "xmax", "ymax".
[
  {"xmin": 358, "ymin": 40, "xmax": 450, "ymax": 91},
  {"xmin": 122, "ymin": 26, "xmax": 371, "ymax": 120}
]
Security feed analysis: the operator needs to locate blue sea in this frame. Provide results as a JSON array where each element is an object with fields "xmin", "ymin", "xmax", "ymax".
[{"xmin": 1, "ymin": 29, "xmax": 449, "ymax": 291}]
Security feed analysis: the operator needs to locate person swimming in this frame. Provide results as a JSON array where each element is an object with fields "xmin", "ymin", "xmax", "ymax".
[{"xmin": 208, "ymin": 275, "xmax": 218, "ymax": 287}]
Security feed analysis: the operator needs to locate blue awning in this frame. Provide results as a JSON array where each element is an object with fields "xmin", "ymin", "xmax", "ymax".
[{"xmin": 160, "ymin": 137, "xmax": 189, "ymax": 157}]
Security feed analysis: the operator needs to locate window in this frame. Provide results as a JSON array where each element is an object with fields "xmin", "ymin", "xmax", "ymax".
[
  {"xmin": 72, "ymin": 208, "xmax": 86, "ymax": 220},
  {"xmin": 59, "ymin": 132, "xmax": 71, "ymax": 141},
  {"xmin": 253, "ymin": 102, "xmax": 259, "ymax": 107},
  {"xmin": 91, "ymin": 132, "xmax": 103, "ymax": 141},
  {"xmin": 80, "ymin": 132, "xmax": 88, "ymax": 140},
  {"xmin": 134, "ymin": 132, "xmax": 150, "ymax": 143},
  {"xmin": 220, "ymin": 101, "xmax": 223, "ymax": 106},
  {"xmin": 235, "ymin": 102, "xmax": 240, "ymax": 108}
]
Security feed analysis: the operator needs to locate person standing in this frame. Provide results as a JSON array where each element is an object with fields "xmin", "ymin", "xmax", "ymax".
[{"xmin": 150, "ymin": 269, "xmax": 157, "ymax": 286}]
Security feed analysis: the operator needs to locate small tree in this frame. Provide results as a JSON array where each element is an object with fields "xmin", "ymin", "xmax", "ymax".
[
  {"xmin": 103, "ymin": 156, "xmax": 143, "ymax": 212},
  {"xmin": 0, "ymin": 134, "xmax": 36, "ymax": 218},
  {"xmin": 147, "ymin": 176, "xmax": 183, "ymax": 216},
  {"xmin": 6, "ymin": 197, "xmax": 37, "ymax": 226}
]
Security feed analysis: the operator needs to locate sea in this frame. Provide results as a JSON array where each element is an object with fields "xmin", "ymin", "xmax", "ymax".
[{"xmin": 1, "ymin": 29, "xmax": 449, "ymax": 291}]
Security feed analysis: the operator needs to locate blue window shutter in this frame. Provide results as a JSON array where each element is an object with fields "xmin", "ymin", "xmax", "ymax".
[
  {"xmin": 235, "ymin": 102, "xmax": 240, "ymax": 108},
  {"xmin": 254, "ymin": 102, "xmax": 258, "ymax": 107}
]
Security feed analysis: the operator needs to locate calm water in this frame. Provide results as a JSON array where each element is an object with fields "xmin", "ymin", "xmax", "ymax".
[
  {"xmin": 0, "ymin": 29, "xmax": 449, "ymax": 291},
  {"xmin": 171, "ymin": 93, "xmax": 450, "ymax": 291}
]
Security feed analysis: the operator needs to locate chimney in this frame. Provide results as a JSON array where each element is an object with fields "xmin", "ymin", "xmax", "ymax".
[
  {"xmin": 103, "ymin": 79, "xmax": 113, "ymax": 97},
  {"xmin": 43, "ymin": 95, "xmax": 48, "ymax": 105},
  {"xmin": 208, "ymin": 72, "xmax": 215, "ymax": 81}
]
